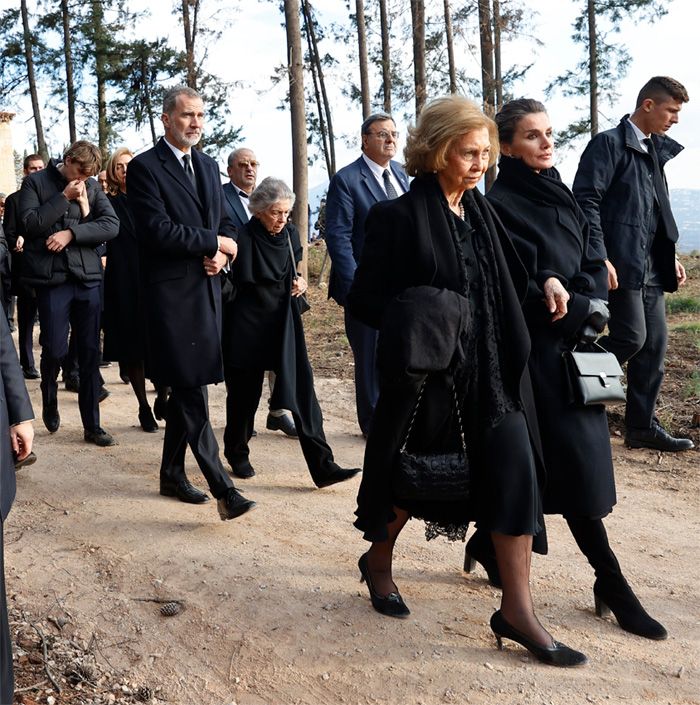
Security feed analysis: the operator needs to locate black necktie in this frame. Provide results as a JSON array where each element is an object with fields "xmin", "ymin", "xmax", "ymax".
[
  {"xmin": 382, "ymin": 169, "xmax": 399, "ymax": 200},
  {"xmin": 644, "ymin": 138, "xmax": 679, "ymax": 241},
  {"xmin": 182, "ymin": 153, "xmax": 197, "ymax": 191}
]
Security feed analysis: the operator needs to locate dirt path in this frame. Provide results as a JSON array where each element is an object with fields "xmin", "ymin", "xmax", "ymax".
[{"xmin": 6, "ymin": 362, "xmax": 699, "ymax": 705}]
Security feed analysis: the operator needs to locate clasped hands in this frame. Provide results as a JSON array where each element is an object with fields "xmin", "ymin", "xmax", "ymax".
[
  {"xmin": 291, "ymin": 275, "xmax": 308, "ymax": 297},
  {"xmin": 204, "ymin": 235, "xmax": 238, "ymax": 276}
]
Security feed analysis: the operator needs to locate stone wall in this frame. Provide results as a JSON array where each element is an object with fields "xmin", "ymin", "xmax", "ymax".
[{"xmin": 0, "ymin": 112, "xmax": 17, "ymax": 195}]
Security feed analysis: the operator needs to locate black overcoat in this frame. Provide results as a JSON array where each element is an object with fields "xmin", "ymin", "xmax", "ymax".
[
  {"xmin": 103, "ymin": 191, "xmax": 145, "ymax": 364},
  {"xmin": 487, "ymin": 157, "xmax": 616, "ymax": 518},
  {"xmin": 347, "ymin": 176, "xmax": 545, "ymax": 541},
  {"xmin": 126, "ymin": 138, "xmax": 237, "ymax": 388}
]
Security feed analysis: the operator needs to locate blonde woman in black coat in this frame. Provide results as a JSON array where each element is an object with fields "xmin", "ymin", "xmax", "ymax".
[
  {"xmin": 348, "ymin": 95, "xmax": 587, "ymax": 667},
  {"xmin": 476, "ymin": 98, "xmax": 666, "ymax": 640}
]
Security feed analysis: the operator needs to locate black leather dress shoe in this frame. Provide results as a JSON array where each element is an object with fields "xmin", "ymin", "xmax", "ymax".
[
  {"xmin": 160, "ymin": 480, "xmax": 210, "ymax": 504},
  {"xmin": 626, "ymin": 423, "xmax": 694, "ymax": 452},
  {"xmin": 64, "ymin": 377, "xmax": 80, "ymax": 393},
  {"xmin": 266, "ymin": 413, "xmax": 298, "ymax": 437},
  {"xmin": 84, "ymin": 427, "xmax": 116, "ymax": 447},
  {"xmin": 138, "ymin": 406, "xmax": 158, "ymax": 433},
  {"xmin": 217, "ymin": 488, "xmax": 256, "ymax": 520},
  {"xmin": 314, "ymin": 466, "xmax": 361, "ymax": 489},
  {"xmin": 98, "ymin": 386, "xmax": 110, "ymax": 403},
  {"xmin": 42, "ymin": 405, "xmax": 60, "ymax": 433},
  {"xmin": 22, "ymin": 367, "xmax": 40, "ymax": 380},
  {"xmin": 228, "ymin": 460, "xmax": 256, "ymax": 479}
]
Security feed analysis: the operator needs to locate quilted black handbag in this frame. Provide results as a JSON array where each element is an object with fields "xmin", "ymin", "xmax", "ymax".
[
  {"xmin": 563, "ymin": 342, "xmax": 626, "ymax": 406},
  {"xmin": 392, "ymin": 381, "xmax": 471, "ymax": 503}
]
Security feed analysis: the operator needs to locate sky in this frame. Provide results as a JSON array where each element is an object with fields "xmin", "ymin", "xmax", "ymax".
[{"xmin": 1, "ymin": 0, "xmax": 698, "ymax": 191}]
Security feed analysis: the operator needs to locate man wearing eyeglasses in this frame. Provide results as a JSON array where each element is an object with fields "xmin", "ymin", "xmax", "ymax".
[{"xmin": 325, "ymin": 113, "xmax": 409, "ymax": 437}]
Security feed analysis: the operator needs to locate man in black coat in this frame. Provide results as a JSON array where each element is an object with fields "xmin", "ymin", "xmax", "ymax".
[
  {"xmin": 20, "ymin": 141, "xmax": 118, "ymax": 447},
  {"xmin": 0, "ymin": 295, "xmax": 34, "ymax": 703},
  {"xmin": 127, "ymin": 86, "xmax": 255, "ymax": 521},
  {"xmin": 573, "ymin": 76, "xmax": 694, "ymax": 452},
  {"xmin": 3, "ymin": 154, "xmax": 45, "ymax": 379}
]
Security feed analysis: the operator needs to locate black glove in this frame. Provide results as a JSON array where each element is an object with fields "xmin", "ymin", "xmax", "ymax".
[{"xmin": 578, "ymin": 298, "xmax": 609, "ymax": 344}]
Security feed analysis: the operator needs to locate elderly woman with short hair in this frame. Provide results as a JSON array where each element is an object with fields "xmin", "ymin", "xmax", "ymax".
[
  {"xmin": 221, "ymin": 176, "xmax": 359, "ymax": 489},
  {"xmin": 347, "ymin": 95, "xmax": 586, "ymax": 666}
]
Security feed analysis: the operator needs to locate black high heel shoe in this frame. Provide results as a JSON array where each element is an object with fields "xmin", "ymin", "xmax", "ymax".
[
  {"xmin": 594, "ymin": 581, "xmax": 667, "ymax": 640},
  {"xmin": 358, "ymin": 553, "xmax": 410, "ymax": 619},
  {"xmin": 138, "ymin": 406, "xmax": 158, "ymax": 433},
  {"xmin": 463, "ymin": 532, "xmax": 502, "ymax": 588},
  {"xmin": 490, "ymin": 610, "xmax": 588, "ymax": 668}
]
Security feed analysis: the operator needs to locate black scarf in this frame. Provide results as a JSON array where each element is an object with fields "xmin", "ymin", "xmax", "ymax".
[
  {"xmin": 418, "ymin": 174, "xmax": 516, "ymax": 426},
  {"xmin": 234, "ymin": 217, "xmax": 294, "ymax": 286},
  {"xmin": 495, "ymin": 155, "xmax": 580, "ymax": 211}
]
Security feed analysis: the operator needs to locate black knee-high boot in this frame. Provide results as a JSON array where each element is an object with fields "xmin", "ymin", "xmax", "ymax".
[{"xmin": 566, "ymin": 517, "xmax": 667, "ymax": 640}]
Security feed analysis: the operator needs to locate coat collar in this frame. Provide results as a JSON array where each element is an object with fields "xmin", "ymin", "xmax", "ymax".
[
  {"xmin": 155, "ymin": 137, "xmax": 204, "ymax": 209},
  {"xmin": 618, "ymin": 115, "xmax": 684, "ymax": 165}
]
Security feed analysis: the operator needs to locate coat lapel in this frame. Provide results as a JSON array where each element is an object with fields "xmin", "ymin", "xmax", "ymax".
[
  {"xmin": 358, "ymin": 158, "xmax": 390, "ymax": 204},
  {"xmin": 156, "ymin": 138, "xmax": 203, "ymax": 211},
  {"xmin": 391, "ymin": 162, "xmax": 410, "ymax": 194},
  {"xmin": 223, "ymin": 182, "xmax": 249, "ymax": 226}
]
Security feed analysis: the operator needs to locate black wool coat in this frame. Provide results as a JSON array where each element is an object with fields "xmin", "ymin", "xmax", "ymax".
[
  {"xmin": 347, "ymin": 175, "xmax": 545, "ymax": 541},
  {"xmin": 487, "ymin": 157, "xmax": 616, "ymax": 518},
  {"xmin": 127, "ymin": 139, "xmax": 236, "ymax": 388},
  {"xmin": 102, "ymin": 191, "xmax": 146, "ymax": 364}
]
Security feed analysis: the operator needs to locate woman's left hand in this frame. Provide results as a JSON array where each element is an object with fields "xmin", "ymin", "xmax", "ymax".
[
  {"xmin": 291, "ymin": 275, "xmax": 308, "ymax": 297},
  {"xmin": 543, "ymin": 276, "xmax": 569, "ymax": 322}
]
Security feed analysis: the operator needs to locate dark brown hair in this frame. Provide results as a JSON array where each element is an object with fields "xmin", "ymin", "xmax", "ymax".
[
  {"xmin": 494, "ymin": 98, "xmax": 547, "ymax": 145},
  {"xmin": 636, "ymin": 77, "xmax": 689, "ymax": 107}
]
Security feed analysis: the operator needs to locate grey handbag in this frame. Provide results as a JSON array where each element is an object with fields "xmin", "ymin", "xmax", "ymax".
[{"xmin": 563, "ymin": 342, "xmax": 626, "ymax": 406}]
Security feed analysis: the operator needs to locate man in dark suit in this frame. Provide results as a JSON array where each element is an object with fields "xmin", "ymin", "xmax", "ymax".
[
  {"xmin": 3, "ymin": 154, "xmax": 45, "ymax": 380},
  {"xmin": 573, "ymin": 76, "xmax": 693, "ymax": 452},
  {"xmin": 127, "ymin": 86, "xmax": 255, "ymax": 521},
  {"xmin": 20, "ymin": 141, "xmax": 118, "ymax": 447},
  {"xmin": 222, "ymin": 147, "xmax": 297, "ymax": 438},
  {"xmin": 0, "ymin": 290, "xmax": 34, "ymax": 703},
  {"xmin": 325, "ymin": 113, "xmax": 409, "ymax": 435}
]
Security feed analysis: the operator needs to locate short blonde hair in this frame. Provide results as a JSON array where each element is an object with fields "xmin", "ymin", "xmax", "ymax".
[
  {"xmin": 404, "ymin": 95, "xmax": 499, "ymax": 176},
  {"xmin": 105, "ymin": 147, "xmax": 134, "ymax": 195}
]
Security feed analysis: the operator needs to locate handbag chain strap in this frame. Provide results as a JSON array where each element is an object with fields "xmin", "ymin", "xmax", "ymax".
[
  {"xmin": 400, "ymin": 379, "xmax": 467, "ymax": 454},
  {"xmin": 571, "ymin": 340, "xmax": 608, "ymax": 354},
  {"xmin": 285, "ymin": 230, "xmax": 298, "ymax": 281}
]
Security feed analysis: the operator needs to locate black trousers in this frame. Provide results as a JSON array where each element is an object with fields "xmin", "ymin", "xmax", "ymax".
[
  {"xmin": 0, "ymin": 522, "xmax": 12, "ymax": 705},
  {"xmin": 36, "ymin": 281, "xmax": 102, "ymax": 431},
  {"xmin": 16, "ymin": 292, "xmax": 38, "ymax": 372},
  {"xmin": 344, "ymin": 308, "xmax": 379, "ymax": 435},
  {"xmin": 160, "ymin": 385, "xmax": 233, "ymax": 499},
  {"xmin": 598, "ymin": 286, "xmax": 667, "ymax": 429},
  {"xmin": 223, "ymin": 366, "xmax": 336, "ymax": 484}
]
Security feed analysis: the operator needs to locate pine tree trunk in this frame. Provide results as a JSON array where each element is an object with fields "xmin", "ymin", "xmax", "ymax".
[
  {"xmin": 182, "ymin": 0, "xmax": 197, "ymax": 89},
  {"xmin": 61, "ymin": 0, "xmax": 76, "ymax": 143},
  {"xmin": 410, "ymin": 0, "xmax": 426, "ymax": 116},
  {"xmin": 443, "ymin": 0, "xmax": 457, "ymax": 94},
  {"xmin": 91, "ymin": 0, "xmax": 108, "ymax": 157},
  {"xmin": 588, "ymin": 0, "xmax": 598, "ymax": 136},
  {"xmin": 478, "ymin": 0, "xmax": 496, "ymax": 188},
  {"xmin": 20, "ymin": 0, "xmax": 47, "ymax": 160},
  {"xmin": 493, "ymin": 0, "xmax": 503, "ymax": 112},
  {"xmin": 284, "ymin": 0, "xmax": 309, "ymax": 279},
  {"xmin": 302, "ymin": 0, "xmax": 336, "ymax": 177},
  {"xmin": 378, "ymin": 0, "xmax": 392, "ymax": 112},
  {"xmin": 355, "ymin": 0, "xmax": 371, "ymax": 118}
]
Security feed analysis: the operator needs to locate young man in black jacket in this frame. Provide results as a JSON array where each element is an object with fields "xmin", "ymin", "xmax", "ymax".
[
  {"xmin": 573, "ymin": 76, "xmax": 693, "ymax": 452},
  {"xmin": 20, "ymin": 141, "xmax": 119, "ymax": 446}
]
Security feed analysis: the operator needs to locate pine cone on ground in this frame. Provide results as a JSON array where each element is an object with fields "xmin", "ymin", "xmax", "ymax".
[{"xmin": 159, "ymin": 601, "xmax": 181, "ymax": 617}]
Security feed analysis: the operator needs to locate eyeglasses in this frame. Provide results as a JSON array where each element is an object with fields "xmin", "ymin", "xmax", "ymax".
[
  {"xmin": 366, "ymin": 130, "xmax": 399, "ymax": 140},
  {"xmin": 237, "ymin": 161, "xmax": 259, "ymax": 169}
]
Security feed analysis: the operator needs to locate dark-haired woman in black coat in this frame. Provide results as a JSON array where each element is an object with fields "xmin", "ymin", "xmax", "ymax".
[{"xmin": 476, "ymin": 98, "xmax": 667, "ymax": 640}]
